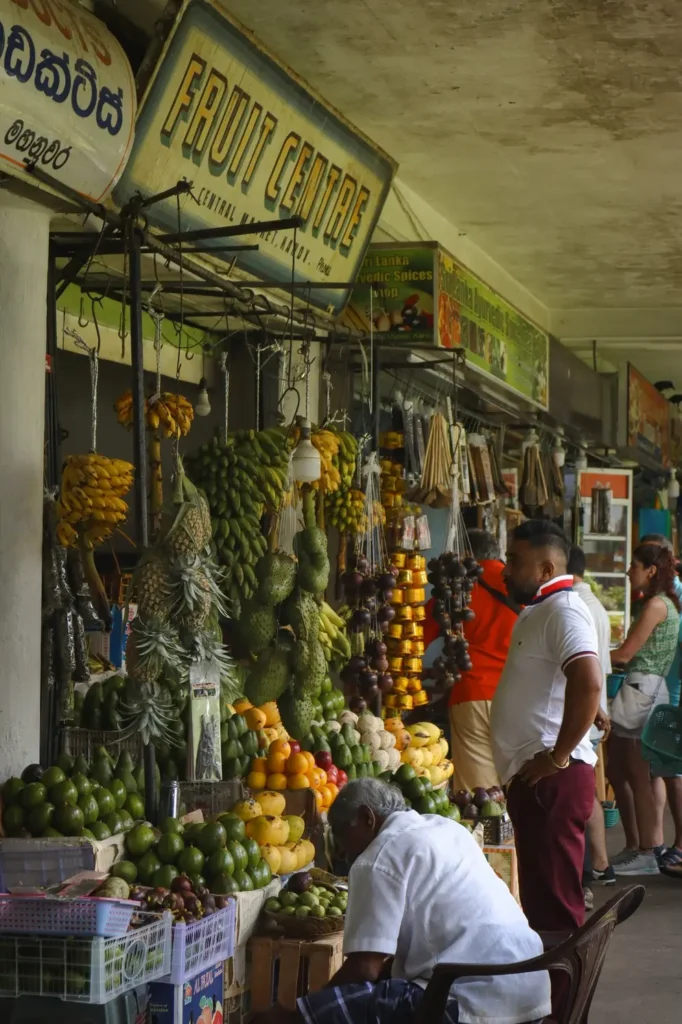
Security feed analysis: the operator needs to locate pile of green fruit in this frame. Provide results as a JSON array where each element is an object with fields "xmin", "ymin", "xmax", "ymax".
[
  {"xmin": 186, "ymin": 427, "xmax": 290, "ymax": 617},
  {"xmin": 76, "ymin": 674, "xmax": 127, "ymax": 730},
  {"xmin": 391, "ymin": 764, "xmax": 462, "ymax": 819},
  {"xmin": 112, "ymin": 812, "xmax": 273, "ymax": 894},
  {"xmin": 264, "ymin": 876, "xmax": 347, "ymax": 921},
  {"xmin": 1, "ymin": 749, "xmax": 151, "ymax": 839},
  {"xmin": 302, "ymin": 719, "xmax": 386, "ymax": 781},
  {"xmin": 220, "ymin": 704, "xmax": 264, "ymax": 781}
]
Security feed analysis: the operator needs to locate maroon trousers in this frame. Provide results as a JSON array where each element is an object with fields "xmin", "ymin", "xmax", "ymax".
[{"xmin": 507, "ymin": 761, "xmax": 595, "ymax": 932}]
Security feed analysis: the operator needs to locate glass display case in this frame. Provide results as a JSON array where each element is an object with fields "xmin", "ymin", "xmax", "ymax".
[{"xmin": 577, "ymin": 468, "xmax": 633, "ymax": 646}]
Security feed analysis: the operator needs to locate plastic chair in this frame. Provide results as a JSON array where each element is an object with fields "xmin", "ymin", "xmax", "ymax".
[{"xmin": 414, "ymin": 884, "xmax": 645, "ymax": 1024}]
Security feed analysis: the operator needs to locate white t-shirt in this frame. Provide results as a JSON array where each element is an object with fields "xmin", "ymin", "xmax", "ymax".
[
  {"xmin": 490, "ymin": 585, "xmax": 599, "ymax": 783},
  {"xmin": 344, "ymin": 810, "xmax": 551, "ymax": 1024},
  {"xmin": 574, "ymin": 579, "xmax": 612, "ymax": 717}
]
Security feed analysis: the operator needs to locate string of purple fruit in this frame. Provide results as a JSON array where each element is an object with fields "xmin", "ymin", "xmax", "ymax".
[
  {"xmin": 426, "ymin": 551, "xmax": 481, "ymax": 696},
  {"xmin": 340, "ymin": 553, "xmax": 398, "ymax": 714}
]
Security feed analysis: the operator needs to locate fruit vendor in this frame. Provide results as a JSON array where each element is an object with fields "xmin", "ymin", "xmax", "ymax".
[
  {"xmin": 423, "ymin": 529, "xmax": 519, "ymax": 792},
  {"xmin": 490, "ymin": 520, "xmax": 602, "ymax": 933},
  {"xmin": 253, "ymin": 778, "xmax": 550, "ymax": 1024}
]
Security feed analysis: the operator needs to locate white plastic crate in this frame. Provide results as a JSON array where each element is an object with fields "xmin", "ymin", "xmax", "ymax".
[
  {"xmin": 0, "ymin": 897, "xmax": 137, "ymax": 938},
  {"xmin": 168, "ymin": 901, "xmax": 236, "ymax": 984},
  {"xmin": 0, "ymin": 840, "xmax": 95, "ymax": 891},
  {"xmin": 0, "ymin": 912, "xmax": 171, "ymax": 1003}
]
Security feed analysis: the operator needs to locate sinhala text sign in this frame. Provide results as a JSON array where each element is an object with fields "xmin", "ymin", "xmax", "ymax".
[
  {"xmin": 0, "ymin": 0, "xmax": 136, "ymax": 202},
  {"xmin": 113, "ymin": 0, "xmax": 396, "ymax": 316}
]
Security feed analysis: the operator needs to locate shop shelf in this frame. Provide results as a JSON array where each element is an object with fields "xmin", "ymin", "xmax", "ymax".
[
  {"xmin": 60, "ymin": 729, "xmax": 143, "ymax": 764},
  {"xmin": 0, "ymin": 912, "xmax": 171, "ymax": 1003},
  {"xmin": 168, "ymin": 901, "xmax": 236, "ymax": 984},
  {"xmin": 0, "ymin": 897, "xmax": 137, "ymax": 938}
]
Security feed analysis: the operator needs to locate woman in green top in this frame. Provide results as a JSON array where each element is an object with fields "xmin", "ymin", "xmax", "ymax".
[{"xmin": 607, "ymin": 541, "xmax": 681, "ymax": 876}]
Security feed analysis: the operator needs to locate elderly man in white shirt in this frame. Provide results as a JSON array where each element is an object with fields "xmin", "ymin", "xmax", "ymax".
[
  {"xmin": 490, "ymin": 520, "xmax": 603, "ymax": 934},
  {"xmin": 253, "ymin": 778, "xmax": 551, "ymax": 1024}
]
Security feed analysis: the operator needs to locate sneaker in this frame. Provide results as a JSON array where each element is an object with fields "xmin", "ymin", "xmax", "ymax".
[
  {"xmin": 583, "ymin": 887, "xmax": 594, "ymax": 910},
  {"xmin": 614, "ymin": 851, "xmax": 660, "ymax": 876},
  {"xmin": 611, "ymin": 847, "xmax": 638, "ymax": 865},
  {"xmin": 591, "ymin": 865, "xmax": 616, "ymax": 885}
]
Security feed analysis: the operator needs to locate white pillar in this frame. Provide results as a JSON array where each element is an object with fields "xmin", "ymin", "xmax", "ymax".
[{"xmin": 0, "ymin": 193, "xmax": 51, "ymax": 778}]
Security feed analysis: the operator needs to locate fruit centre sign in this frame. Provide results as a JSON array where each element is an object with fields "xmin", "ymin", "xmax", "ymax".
[
  {"xmin": 113, "ymin": 0, "xmax": 396, "ymax": 316},
  {"xmin": 345, "ymin": 242, "xmax": 550, "ymax": 410},
  {"xmin": 0, "ymin": 0, "xmax": 135, "ymax": 202}
]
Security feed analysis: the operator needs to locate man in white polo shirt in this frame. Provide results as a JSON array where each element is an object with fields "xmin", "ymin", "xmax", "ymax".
[{"xmin": 491, "ymin": 520, "xmax": 603, "ymax": 933}]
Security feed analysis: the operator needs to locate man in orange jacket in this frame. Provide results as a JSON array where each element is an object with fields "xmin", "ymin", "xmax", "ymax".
[{"xmin": 424, "ymin": 530, "xmax": 520, "ymax": 792}]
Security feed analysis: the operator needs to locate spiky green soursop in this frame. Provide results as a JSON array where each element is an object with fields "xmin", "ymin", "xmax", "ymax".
[
  {"xmin": 256, "ymin": 552, "xmax": 297, "ymax": 606},
  {"xmin": 234, "ymin": 599, "xmax": 278, "ymax": 657},
  {"xmin": 283, "ymin": 591, "xmax": 320, "ymax": 641},
  {"xmin": 292, "ymin": 639, "xmax": 327, "ymax": 694},
  {"xmin": 277, "ymin": 684, "xmax": 315, "ymax": 741},
  {"xmin": 244, "ymin": 646, "xmax": 291, "ymax": 706}
]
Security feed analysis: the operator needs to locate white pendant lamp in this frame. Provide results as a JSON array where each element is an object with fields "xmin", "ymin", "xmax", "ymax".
[{"xmin": 292, "ymin": 419, "xmax": 321, "ymax": 483}]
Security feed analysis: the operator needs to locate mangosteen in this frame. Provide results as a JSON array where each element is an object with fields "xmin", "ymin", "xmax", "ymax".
[
  {"xmin": 427, "ymin": 558, "xmax": 440, "ymax": 571},
  {"xmin": 377, "ymin": 603, "xmax": 396, "ymax": 623},
  {"xmin": 342, "ymin": 570, "xmax": 364, "ymax": 589},
  {"xmin": 390, "ymin": 565, "xmax": 399, "ymax": 577},
  {"xmin": 183, "ymin": 894, "xmax": 199, "ymax": 915},
  {"xmin": 462, "ymin": 608, "xmax": 476, "ymax": 622},
  {"xmin": 21, "ymin": 764, "xmax": 43, "ymax": 785},
  {"xmin": 451, "ymin": 561, "xmax": 466, "ymax": 578},
  {"xmin": 171, "ymin": 875, "xmax": 193, "ymax": 894},
  {"xmin": 378, "ymin": 672, "xmax": 394, "ymax": 693},
  {"xmin": 356, "ymin": 556, "xmax": 369, "ymax": 574},
  {"xmin": 215, "ymin": 895, "xmax": 228, "ymax": 910},
  {"xmin": 288, "ymin": 871, "xmax": 313, "ymax": 895},
  {"xmin": 437, "ymin": 614, "xmax": 452, "ymax": 630},
  {"xmin": 201, "ymin": 893, "xmax": 217, "ymax": 912},
  {"xmin": 472, "ymin": 787, "xmax": 489, "ymax": 809},
  {"xmin": 374, "ymin": 656, "xmax": 389, "ymax": 673},
  {"xmin": 349, "ymin": 695, "xmax": 368, "ymax": 714},
  {"xmin": 462, "ymin": 803, "xmax": 479, "ymax": 821},
  {"xmin": 350, "ymin": 608, "xmax": 371, "ymax": 631},
  {"xmin": 359, "ymin": 669, "xmax": 379, "ymax": 688},
  {"xmin": 359, "ymin": 680, "xmax": 379, "ymax": 699},
  {"xmin": 380, "ymin": 589, "xmax": 395, "ymax": 603},
  {"xmin": 453, "ymin": 789, "xmax": 473, "ymax": 809},
  {"xmin": 361, "ymin": 577, "xmax": 378, "ymax": 599},
  {"xmin": 463, "ymin": 556, "xmax": 478, "ymax": 572},
  {"xmin": 366, "ymin": 638, "xmax": 387, "ymax": 659},
  {"xmin": 378, "ymin": 571, "xmax": 396, "ymax": 590}
]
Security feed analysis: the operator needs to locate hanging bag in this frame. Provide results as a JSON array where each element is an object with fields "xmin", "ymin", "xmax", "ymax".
[{"xmin": 610, "ymin": 671, "xmax": 666, "ymax": 732}]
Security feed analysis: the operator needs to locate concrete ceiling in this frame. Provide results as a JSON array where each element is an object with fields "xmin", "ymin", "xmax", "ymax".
[{"xmin": 218, "ymin": 0, "xmax": 682, "ymax": 381}]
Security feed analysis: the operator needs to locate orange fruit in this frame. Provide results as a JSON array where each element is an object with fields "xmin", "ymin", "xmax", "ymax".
[
  {"xmin": 285, "ymin": 752, "xmax": 309, "ymax": 776},
  {"xmin": 269, "ymin": 739, "xmax": 291, "ymax": 760},
  {"xmin": 287, "ymin": 773, "xmax": 311, "ymax": 790},
  {"xmin": 251, "ymin": 757, "xmax": 268, "ymax": 775},
  {"xmin": 319, "ymin": 785, "xmax": 333, "ymax": 809},
  {"xmin": 265, "ymin": 773, "xmax": 288, "ymax": 791},
  {"xmin": 246, "ymin": 771, "xmax": 267, "ymax": 791},
  {"xmin": 266, "ymin": 751, "xmax": 288, "ymax": 774},
  {"xmin": 325, "ymin": 783, "xmax": 339, "ymax": 803},
  {"xmin": 307, "ymin": 767, "xmax": 326, "ymax": 791},
  {"xmin": 313, "ymin": 789, "xmax": 325, "ymax": 812},
  {"xmin": 302, "ymin": 751, "xmax": 316, "ymax": 771}
]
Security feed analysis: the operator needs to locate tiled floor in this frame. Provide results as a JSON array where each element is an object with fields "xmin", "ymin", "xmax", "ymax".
[{"xmin": 591, "ymin": 824, "xmax": 682, "ymax": 1022}]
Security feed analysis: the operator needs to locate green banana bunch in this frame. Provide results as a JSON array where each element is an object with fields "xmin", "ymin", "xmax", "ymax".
[
  {"xmin": 186, "ymin": 427, "xmax": 290, "ymax": 616},
  {"xmin": 325, "ymin": 429, "xmax": 362, "ymax": 532},
  {"xmin": 319, "ymin": 599, "xmax": 352, "ymax": 668}
]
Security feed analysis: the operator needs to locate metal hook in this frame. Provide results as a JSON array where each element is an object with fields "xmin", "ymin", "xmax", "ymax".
[{"xmin": 78, "ymin": 295, "xmax": 89, "ymax": 328}]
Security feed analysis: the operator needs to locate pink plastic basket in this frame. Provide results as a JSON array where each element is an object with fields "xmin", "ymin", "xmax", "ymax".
[{"xmin": 0, "ymin": 895, "xmax": 137, "ymax": 937}]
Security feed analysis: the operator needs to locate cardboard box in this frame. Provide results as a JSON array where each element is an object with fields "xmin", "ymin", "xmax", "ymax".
[
  {"xmin": 149, "ymin": 961, "xmax": 224, "ymax": 1024},
  {"xmin": 483, "ymin": 843, "xmax": 519, "ymax": 902}
]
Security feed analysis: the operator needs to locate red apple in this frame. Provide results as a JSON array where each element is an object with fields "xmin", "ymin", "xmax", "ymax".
[
  {"xmin": 315, "ymin": 751, "xmax": 332, "ymax": 771},
  {"xmin": 288, "ymin": 740, "xmax": 301, "ymax": 755},
  {"xmin": 336, "ymin": 769, "xmax": 348, "ymax": 788},
  {"xmin": 326, "ymin": 765, "xmax": 339, "ymax": 785}
]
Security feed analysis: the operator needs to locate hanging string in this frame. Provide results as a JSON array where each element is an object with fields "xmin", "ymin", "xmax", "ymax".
[
  {"xmin": 65, "ymin": 327, "xmax": 99, "ymax": 452},
  {"xmin": 255, "ymin": 344, "xmax": 262, "ymax": 431},
  {"xmin": 147, "ymin": 282, "xmax": 164, "ymax": 403},
  {"xmin": 220, "ymin": 351, "xmax": 230, "ymax": 443}
]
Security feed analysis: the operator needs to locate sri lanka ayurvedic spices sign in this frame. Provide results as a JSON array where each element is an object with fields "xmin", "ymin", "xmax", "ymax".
[
  {"xmin": 345, "ymin": 242, "xmax": 549, "ymax": 409},
  {"xmin": 113, "ymin": 0, "xmax": 396, "ymax": 316}
]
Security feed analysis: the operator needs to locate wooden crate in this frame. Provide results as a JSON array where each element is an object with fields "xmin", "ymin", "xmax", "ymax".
[{"xmin": 249, "ymin": 934, "xmax": 344, "ymax": 1011}]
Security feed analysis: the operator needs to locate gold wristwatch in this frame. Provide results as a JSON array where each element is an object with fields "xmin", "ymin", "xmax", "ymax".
[{"xmin": 547, "ymin": 748, "xmax": 570, "ymax": 770}]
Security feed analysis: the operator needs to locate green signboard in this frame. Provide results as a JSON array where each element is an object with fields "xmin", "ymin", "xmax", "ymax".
[{"xmin": 345, "ymin": 242, "xmax": 549, "ymax": 409}]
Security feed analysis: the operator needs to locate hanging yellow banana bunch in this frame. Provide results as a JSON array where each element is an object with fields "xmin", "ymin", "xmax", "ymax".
[
  {"xmin": 114, "ymin": 390, "xmax": 194, "ymax": 438},
  {"xmin": 56, "ymin": 454, "xmax": 134, "ymax": 549}
]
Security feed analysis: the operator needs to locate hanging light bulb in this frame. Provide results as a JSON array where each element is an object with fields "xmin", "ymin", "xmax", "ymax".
[
  {"xmin": 669, "ymin": 474, "xmax": 680, "ymax": 500},
  {"xmin": 195, "ymin": 378, "xmax": 211, "ymax": 417},
  {"xmin": 292, "ymin": 419, "xmax": 321, "ymax": 483},
  {"xmin": 552, "ymin": 430, "xmax": 566, "ymax": 468},
  {"xmin": 575, "ymin": 447, "xmax": 588, "ymax": 473}
]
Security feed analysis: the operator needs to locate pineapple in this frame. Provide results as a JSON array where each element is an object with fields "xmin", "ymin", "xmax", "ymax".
[
  {"xmin": 134, "ymin": 555, "xmax": 172, "ymax": 621},
  {"xmin": 170, "ymin": 554, "xmax": 227, "ymax": 633},
  {"xmin": 164, "ymin": 465, "xmax": 212, "ymax": 558},
  {"xmin": 127, "ymin": 616, "xmax": 185, "ymax": 684}
]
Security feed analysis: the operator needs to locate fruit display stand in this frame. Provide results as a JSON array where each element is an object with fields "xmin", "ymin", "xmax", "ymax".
[
  {"xmin": 249, "ymin": 933, "xmax": 344, "ymax": 1012},
  {"xmin": 60, "ymin": 729, "xmax": 144, "ymax": 765},
  {"xmin": 0, "ymin": 833, "xmax": 127, "ymax": 891},
  {"xmin": 179, "ymin": 782, "xmax": 247, "ymax": 820}
]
